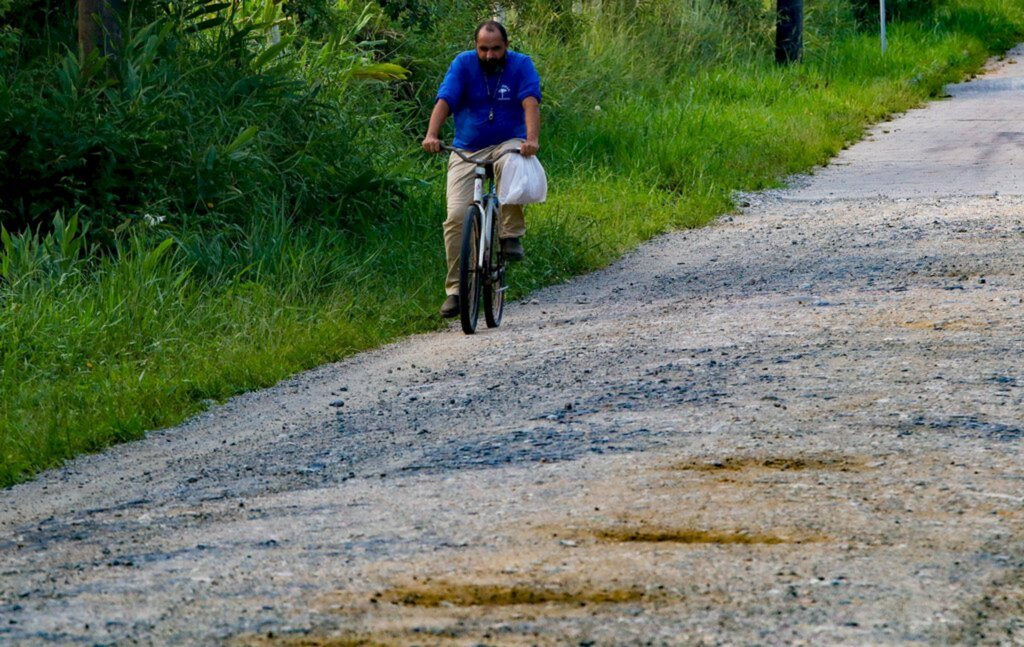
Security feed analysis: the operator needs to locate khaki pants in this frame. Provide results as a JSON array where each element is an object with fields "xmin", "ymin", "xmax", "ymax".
[{"xmin": 444, "ymin": 138, "xmax": 526, "ymax": 296}]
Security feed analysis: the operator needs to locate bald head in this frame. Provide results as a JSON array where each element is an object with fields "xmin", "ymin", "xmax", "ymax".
[{"xmin": 474, "ymin": 20, "xmax": 508, "ymax": 43}]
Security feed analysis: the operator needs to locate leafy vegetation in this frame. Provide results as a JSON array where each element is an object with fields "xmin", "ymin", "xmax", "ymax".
[
  {"xmin": 2, "ymin": 0, "xmax": 1023, "ymax": 486},
  {"xmin": 0, "ymin": 0, "xmax": 419, "ymax": 240}
]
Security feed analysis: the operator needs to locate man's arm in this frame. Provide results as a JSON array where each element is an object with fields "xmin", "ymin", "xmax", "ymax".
[
  {"xmin": 422, "ymin": 99, "xmax": 451, "ymax": 153},
  {"xmin": 521, "ymin": 96, "xmax": 540, "ymax": 157}
]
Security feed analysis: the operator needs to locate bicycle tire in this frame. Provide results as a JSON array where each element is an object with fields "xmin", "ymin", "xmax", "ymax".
[
  {"xmin": 483, "ymin": 200, "xmax": 505, "ymax": 328},
  {"xmin": 459, "ymin": 205, "xmax": 482, "ymax": 334}
]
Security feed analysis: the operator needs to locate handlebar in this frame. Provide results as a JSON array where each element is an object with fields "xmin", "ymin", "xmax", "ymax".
[{"xmin": 440, "ymin": 144, "xmax": 521, "ymax": 165}]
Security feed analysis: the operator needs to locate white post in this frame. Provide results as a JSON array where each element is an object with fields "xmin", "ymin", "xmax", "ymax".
[{"xmin": 880, "ymin": 0, "xmax": 887, "ymax": 54}]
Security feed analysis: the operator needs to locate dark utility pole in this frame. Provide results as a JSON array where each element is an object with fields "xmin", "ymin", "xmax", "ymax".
[
  {"xmin": 775, "ymin": 0, "xmax": 803, "ymax": 64},
  {"xmin": 78, "ymin": 0, "xmax": 123, "ymax": 60}
]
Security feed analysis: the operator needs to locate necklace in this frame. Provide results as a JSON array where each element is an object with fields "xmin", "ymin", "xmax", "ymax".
[{"xmin": 484, "ymin": 67, "xmax": 504, "ymax": 122}]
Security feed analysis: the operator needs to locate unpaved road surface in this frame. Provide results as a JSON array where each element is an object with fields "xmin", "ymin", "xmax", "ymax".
[{"xmin": 4, "ymin": 50, "xmax": 1024, "ymax": 646}]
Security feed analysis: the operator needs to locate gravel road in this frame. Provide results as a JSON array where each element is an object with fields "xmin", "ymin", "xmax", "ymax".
[{"xmin": 3, "ymin": 48, "xmax": 1024, "ymax": 646}]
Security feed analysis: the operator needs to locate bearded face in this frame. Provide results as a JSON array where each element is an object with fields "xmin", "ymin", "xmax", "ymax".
[
  {"xmin": 475, "ymin": 27, "xmax": 508, "ymax": 74},
  {"xmin": 478, "ymin": 54, "xmax": 506, "ymax": 74}
]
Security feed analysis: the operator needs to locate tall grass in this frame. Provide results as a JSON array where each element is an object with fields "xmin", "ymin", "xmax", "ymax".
[{"xmin": 2, "ymin": 0, "xmax": 1023, "ymax": 486}]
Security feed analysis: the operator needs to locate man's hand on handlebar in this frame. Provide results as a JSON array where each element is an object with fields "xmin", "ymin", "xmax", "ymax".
[
  {"xmin": 519, "ymin": 139, "xmax": 539, "ymax": 157},
  {"xmin": 422, "ymin": 135, "xmax": 443, "ymax": 154}
]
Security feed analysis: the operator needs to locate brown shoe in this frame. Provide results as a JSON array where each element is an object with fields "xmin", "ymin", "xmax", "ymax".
[
  {"xmin": 440, "ymin": 294, "xmax": 459, "ymax": 318},
  {"xmin": 501, "ymin": 237, "xmax": 524, "ymax": 262}
]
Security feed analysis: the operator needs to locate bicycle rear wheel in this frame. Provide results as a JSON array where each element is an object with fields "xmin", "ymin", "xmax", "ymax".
[
  {"xmin": 459, "ymin": 205, "xmax": 482, "ymax": 334},
  {"xmin": 483, "ymin": 200, "xmax": 505, "ymax": 328}
]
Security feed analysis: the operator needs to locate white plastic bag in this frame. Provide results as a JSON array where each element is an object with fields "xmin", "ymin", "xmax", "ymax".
[{"xmin": 499, "ymin": 154, "xmax": 548, "ymax": 205}]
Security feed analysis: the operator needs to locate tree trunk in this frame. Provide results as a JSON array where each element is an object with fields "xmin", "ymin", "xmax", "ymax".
[
  {"xmin": 775, "ymin": 0, "xmax": 803, "ymax": 64},
  {"xmin": 78, "ymin": 0, "xmax": 123, "ymax": 60}
]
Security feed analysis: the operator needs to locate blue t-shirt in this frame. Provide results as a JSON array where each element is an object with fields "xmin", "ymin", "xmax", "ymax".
[{"xmin": 436, "ymin": 50, "xmax": 542, "ymax": 152}]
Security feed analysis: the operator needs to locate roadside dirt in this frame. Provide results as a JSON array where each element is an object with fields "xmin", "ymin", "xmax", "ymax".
[{"xmin": 2, "ymin": 48, "xmax": 1024, "ymax": 645}]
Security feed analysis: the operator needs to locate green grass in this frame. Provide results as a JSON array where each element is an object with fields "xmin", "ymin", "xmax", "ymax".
[{"xmin": 2, "ymin": 0, "xmax": 1024, "ymax": 486}]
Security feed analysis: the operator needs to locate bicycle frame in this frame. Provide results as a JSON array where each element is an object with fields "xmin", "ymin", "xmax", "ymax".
[
  {"xmin": 444, "ymin": 144, "xmax": 520, "ymax": 279},
  {"xmin": 473, "ymin": 167, "xmax": 496, "ymax": 270},
  {"xmin": 437, "ymin": 142, "xmax": 520, "ymax": 333}
]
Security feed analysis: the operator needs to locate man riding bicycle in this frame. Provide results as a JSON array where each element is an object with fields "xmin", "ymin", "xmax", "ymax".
[{"xmin": 422, "ymin": 20, "xmax": 542, "ymax": 318}]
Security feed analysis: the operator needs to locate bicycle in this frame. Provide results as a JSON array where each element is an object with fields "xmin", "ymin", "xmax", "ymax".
[{"xmin": 441, "ymin": 144, "xmax": 520, "ymax": 335}]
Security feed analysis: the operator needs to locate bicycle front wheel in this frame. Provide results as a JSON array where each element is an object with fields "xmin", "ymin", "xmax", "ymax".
[
  {"xmin": 459, "ymin": 205, "xmax": 482, "ymax": 334},
  {"xmin": 483, "ymin": 200, "xmax": 505, "ymax": 329}
]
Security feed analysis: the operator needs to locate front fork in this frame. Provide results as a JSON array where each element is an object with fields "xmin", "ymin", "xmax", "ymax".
[{"xmin": 473, "ymin": 173, "xmax": 489, "ymax": 271}]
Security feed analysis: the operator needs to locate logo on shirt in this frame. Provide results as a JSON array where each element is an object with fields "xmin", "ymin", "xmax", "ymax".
[{"xmin": 497, "ymin": 84, "xmax": 512, "ymax": 101}]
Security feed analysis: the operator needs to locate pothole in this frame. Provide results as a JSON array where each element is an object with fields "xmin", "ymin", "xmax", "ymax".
[
  {"xmin": 898, "ymin": 318, "xmax": 986, "ymax": 331},
  {"xmin": 236, "ymin": 637, "xmax": 390, "ymax": 647},
  {"xmin": 593, "ymin": 525, "xmax": 827, "ymax": 545},
  {"xmin": 371, "ymin": 581, "xmax": 652, "ymax": 607},
  {"xmin": 670, "ymin": 454, "xmax": 868, "ymax": 473},
  {"xmin": 240, "ymin": 627, "xmax": 562, "ymax": 647},
  {"xmin": 282, "ymin": 580, "xmax": 673, "ymax": 645}
]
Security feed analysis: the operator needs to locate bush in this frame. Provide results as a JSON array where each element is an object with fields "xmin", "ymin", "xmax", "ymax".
[
  {"xmin": 0, "ymin": 0, "xmax": 413, "ymax": 244},
  {"xmin": 852, "ymin": 0, "xmax": 937, "ymax": 26}
]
